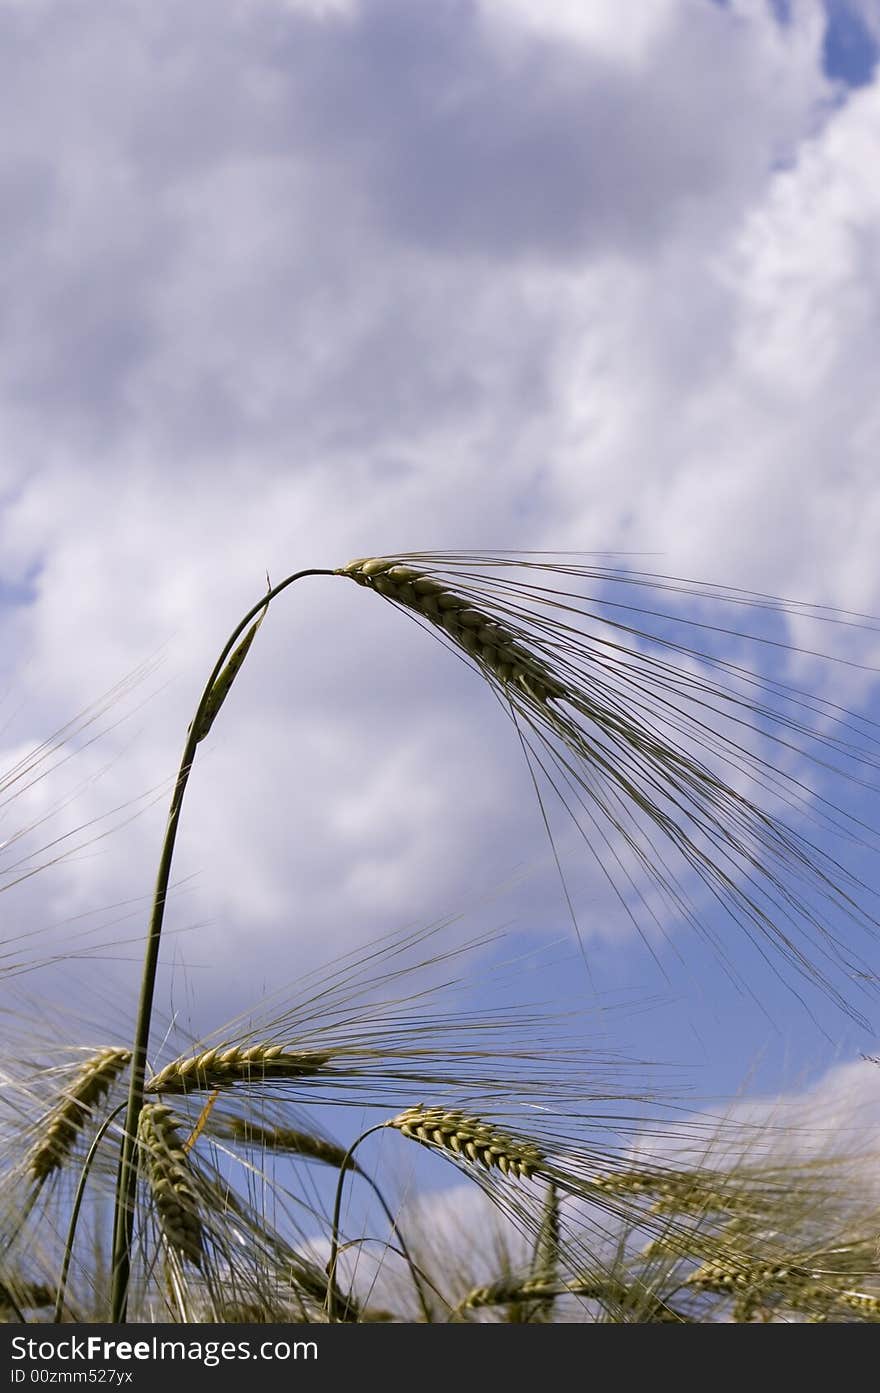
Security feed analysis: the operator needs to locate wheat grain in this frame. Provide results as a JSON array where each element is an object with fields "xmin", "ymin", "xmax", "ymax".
[
  {"xmin": 28, "ymin": 1047, "xmax": 131, "ymax": 1183},
  {"xmin": 339, "ymin": 558, "xmax": 566, "ymax": 704},
  {"xmin": 137, "ymin": 1104, "xmax": 204, "ymax": 1267},
  {"xmin": 146, "ymin": 1044, "xmax": 331, "ymax": 1095},
  {"xmin": 386, "ymin": 1105, "xmax": 544, "ymax": 1179}
]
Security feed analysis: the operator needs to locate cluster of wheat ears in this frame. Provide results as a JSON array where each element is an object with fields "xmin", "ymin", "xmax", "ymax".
[{"xmin": 2, "ymin": 551, "xmax": 880, "ymax": 1323}]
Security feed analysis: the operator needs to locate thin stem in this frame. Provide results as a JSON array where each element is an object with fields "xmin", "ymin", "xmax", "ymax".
[
  {"xmin": 55, "ymin": 1103, "xmax": 127, "ymax": 1323},
  {"xmin": 325, "ymin": 1121, "xmax": 438, "ymax": 1322},
  {"xmin": 326, "ymin": 1124, "xmax": 385, "ymax": 1321},
  {"xmin": 109, "ymin": 567, "xmax": 337, "ymax": 1323},
  {"xmin": 332, "ymin": 1235, "xmax": 451, "ymax": 1319},
  {"xmin": 361, "ymin": 1171, "xmax": 436, "ymax": 1324}
]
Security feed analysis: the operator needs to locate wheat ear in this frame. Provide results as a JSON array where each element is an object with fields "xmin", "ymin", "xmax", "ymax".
[
  {"xmin": 687, "ymin": 1256, "xmax": 880, "ymax": 1321},
  {"xmin": 146, "ymin": 1045, "xmax": 331, "ymax": 1095},
  {"xmin": 386, "ymin": 1105, "xmax": 544, "ymax": 1179},
  {"xmin": 225, "ymin": 1119, "xmax": 360, "ymax": 1171},
  {"xmin": 685, "ymin": 1257, "xmax": 812, "ymax": 1295},
  {"xmin": 339, "ymin": 558, "xmax": 566, "ymax": 704},
  {"xmin": 28, "ymin": 1048, "xmax": 131, "ymax": 1183},
  {"xmin": 463, "ymin": 1276, "xmax": 567, "ymax": 1308},
  {"xmin": 461, "ymin": 1274, "xmax": 683, "ymax": 1321},
  {"xmin": 137, "ymin": 1104, "xmax": 204, "ymax": 1267},
  {"xmin": 590, "ymin": 1167, "xmax": 773, "ymax": 1217},
  {"xmin": 794, "ymin": 1287, "xmax": 880, "ymax": 1321}
]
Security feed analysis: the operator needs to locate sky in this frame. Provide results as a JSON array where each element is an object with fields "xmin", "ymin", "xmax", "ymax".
[{"xmin": 3, "ymin": 0, "xmax": 880, "ymax": 1187}]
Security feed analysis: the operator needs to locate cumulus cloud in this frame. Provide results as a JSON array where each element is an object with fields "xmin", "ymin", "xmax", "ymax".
[{"xmin": 0, "ymin": 0, "xmax": 879, "ymax": 1069}]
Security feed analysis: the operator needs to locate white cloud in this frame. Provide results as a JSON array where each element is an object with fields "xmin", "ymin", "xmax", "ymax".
[
  {"xmin": 0, "ymin": 0, "xmax": 879, "ymax": 1051},
  {"xmin": 632, "ymin": 1054, "xmax": 880, "ymax": 1199},
  {"xmin": 478, "ymin": 0, "xmax": 683, "ymax": 62}
]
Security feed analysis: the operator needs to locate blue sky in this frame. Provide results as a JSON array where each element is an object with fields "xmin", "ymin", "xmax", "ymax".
[
  {"xmin": 3, "ymin": 0, "xmax": 880, "ymax": 1190},
  {"xmin": 823, "ymin": 0, "xmax": 879, "ymax": 83}
]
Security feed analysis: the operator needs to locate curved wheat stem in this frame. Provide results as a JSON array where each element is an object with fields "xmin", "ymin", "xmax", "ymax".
[{"xmin": 110, "ymin": 566, "xmax": 336, "ymax": 1322}]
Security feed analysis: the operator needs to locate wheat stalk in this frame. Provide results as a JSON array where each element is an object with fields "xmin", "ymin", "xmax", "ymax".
[
  {"xmin": 27, "ymin": 1048, "xmax": 131, "ymax": 1183},
  {"xmin": 110, "ymin": 565, "xmax": 336, "ymax": 1321},
  {"xmin": 137, "ymin": 1104, "xmax": 204, "ymax": 1267},
  {"xmin": 146, "ymin": 1045, "xmax": 331, "ymax": 1095},
  {"xmin": 520, "ymin": 1181, "xmax": 561, "ymax": 1322},
  {"xmin": 386, "ymin": 1105, "xmax": 544, "ymax": 1179}
]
